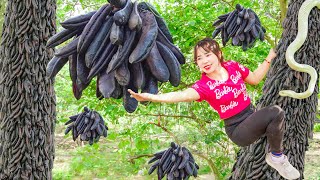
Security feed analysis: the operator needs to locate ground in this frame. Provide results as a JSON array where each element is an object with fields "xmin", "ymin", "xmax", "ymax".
[
  {"xmin": 304, "ymin": 133, "xmax": 320, "ymax": 180},
  {"xmin": 53, "ymin": 125, "xmax": 320, "ymax": 180}
]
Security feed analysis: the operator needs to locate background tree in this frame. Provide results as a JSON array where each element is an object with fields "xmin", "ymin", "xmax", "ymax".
[
  {"xmin": 229, "ymin": 0, "xmax": 320, "ymax": 179},
  {"xmin": 0, "ymin": 0, "xmax": 5, "ymax": 34},
  {"xmin": 0, "ymin": 0, "xmax": 57, "ymax": 179}
]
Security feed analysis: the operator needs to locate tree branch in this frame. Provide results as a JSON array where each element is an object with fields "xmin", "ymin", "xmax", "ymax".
[
  {"xmin": 191, "ymin": 149, "xmax": 224, "ymax": 180},
  {"xmin": 189, "ymin": 106, "xmax": 210, "ymax": 133},
  {"xmin": 128, "ymin": 113, "xmax": 194, "ymax": 119},
  {"xmin": 128, "ymin": 154, "xmax": 154, "ymax": 164},
  {"xmin": 279, "ymin": 0, "xmax": 288, "ymax": 24},
  {"xmin": 148, "ymin": 119, "xmax": 180, "ymax": 144},
  {"xmin": 264, "ymin": 34, "xmax": 276, "ymax": 48},
  {"xmin": 220, "ymin": 0, "xmax": 235, "ymax": 9},
  {"xmin": 127, "ymin": 112, "xmax": 213, "ymax": 125}
]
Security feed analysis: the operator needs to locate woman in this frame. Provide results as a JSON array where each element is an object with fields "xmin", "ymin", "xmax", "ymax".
[{"xmin": 128, "ymin": 38, "xmax": 300, "ymax": 179}]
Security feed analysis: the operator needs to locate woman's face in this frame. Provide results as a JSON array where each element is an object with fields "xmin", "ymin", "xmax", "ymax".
[{"xmin": 195, "ymin": 47, "xmax": 221, "ymax": 74}]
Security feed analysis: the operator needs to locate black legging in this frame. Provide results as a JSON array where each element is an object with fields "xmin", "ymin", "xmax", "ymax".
[{"xmin": 224, "ymin": 104, "xmax": 285, "ymax": 152}]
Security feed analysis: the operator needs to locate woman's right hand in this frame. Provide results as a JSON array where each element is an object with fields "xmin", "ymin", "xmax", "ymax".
[{"xmin": 128, "ymin": 89, "xmax": 153, "ymax": 102}]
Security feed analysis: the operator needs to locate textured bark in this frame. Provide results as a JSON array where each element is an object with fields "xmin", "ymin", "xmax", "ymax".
[
  {"xmin": 0, "ymin": 0, "xmax": 57, "ymax": 179},
  {"xmin": 229, "ymin": 0, "xmax": 320, "ymax": 179}
]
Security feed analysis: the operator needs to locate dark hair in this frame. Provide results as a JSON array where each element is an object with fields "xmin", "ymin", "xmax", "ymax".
[{"xmin": 193, "ymin": 38, "xmax": 224, "ymax": 63}]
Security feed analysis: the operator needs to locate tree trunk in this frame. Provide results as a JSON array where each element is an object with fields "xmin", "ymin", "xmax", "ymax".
[
  {"xmin": 229, "ymin": 0, "xmax": 319, "ymax": 179},
  {"xmin": 0, "ymin": 0, "xmax": 57, "ymax": 179}
]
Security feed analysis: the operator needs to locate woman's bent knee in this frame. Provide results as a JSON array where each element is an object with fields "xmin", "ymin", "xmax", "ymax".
[{"xmin": 269, "ymin": 105, "xmax": 285, "ymax": 120}]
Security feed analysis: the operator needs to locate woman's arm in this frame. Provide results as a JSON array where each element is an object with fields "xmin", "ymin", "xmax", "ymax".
[
  {"xmin": 245, "ymin": 48, "xmax": 277, "ymax": 85},
  {"xmin": 128, "ymin": 88, "xmax": 200, "ymax": 103}
]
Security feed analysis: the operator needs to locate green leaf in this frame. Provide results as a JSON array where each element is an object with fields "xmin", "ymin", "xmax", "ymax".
[{"xmin": 118, "ymin": 139, "xmax": 130, "ymax": 149}]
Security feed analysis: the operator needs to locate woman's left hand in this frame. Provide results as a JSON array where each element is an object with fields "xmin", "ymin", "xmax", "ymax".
[{"xmin": 266, "ymin": 48, "xmax": 277, "ymax": 62}]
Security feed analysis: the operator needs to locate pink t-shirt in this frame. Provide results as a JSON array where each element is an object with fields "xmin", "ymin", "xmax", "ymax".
[{"xmin": 192, "ymin": 60, "xmax": 251, "ymax": 119}]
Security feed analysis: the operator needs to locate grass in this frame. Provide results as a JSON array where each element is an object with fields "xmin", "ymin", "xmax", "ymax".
[
  {"xmin": 314, "ymin": 124, "xmax": 320, "ymax": 132},
  {"xmin": 53, "ymin": 139, "xmax": 148, "ymax": 180}
]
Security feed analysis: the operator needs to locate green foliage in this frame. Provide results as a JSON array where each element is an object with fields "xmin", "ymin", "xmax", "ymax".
[
  {"xmin": 314, "ymin": 124, "xmax": 320, "ymax": 132},
  {"xmin": 53, "ymin": 142, "xmax": 146, "ymax": 180}
]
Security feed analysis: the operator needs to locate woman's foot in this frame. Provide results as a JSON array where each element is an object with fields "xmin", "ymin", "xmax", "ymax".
[{"xmin": 265, "ymin": 153, "xmax": 300, "ymax": 179}]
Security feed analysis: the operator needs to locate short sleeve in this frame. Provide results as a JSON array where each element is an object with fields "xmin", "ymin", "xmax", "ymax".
[
  {"xmin": 191, "ymin": 82, "xmax": 207, "ymax": 102},
  {"xmin": 232, "ymin": 61, "xmax": 250, "ymax": 79}
]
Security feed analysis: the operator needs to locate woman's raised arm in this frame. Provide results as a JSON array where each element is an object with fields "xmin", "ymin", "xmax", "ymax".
[{"xmin": 128, "ymin": 88, "xmax": 200, "ymax": 103}]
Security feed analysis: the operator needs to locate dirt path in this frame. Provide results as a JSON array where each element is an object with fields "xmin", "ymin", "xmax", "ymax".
[{"xmin": 304, "ymin": 133, "xmax": 320, "ymax": 179}]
